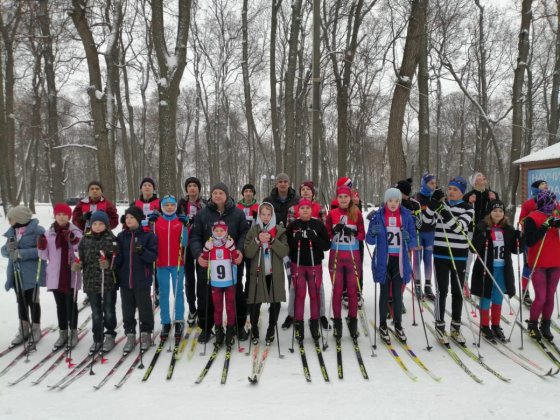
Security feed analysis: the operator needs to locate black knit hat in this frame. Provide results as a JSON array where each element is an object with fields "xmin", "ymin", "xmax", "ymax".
[
  {"xmin": 140, "ymin": 177, "xmax": 156, "ymax": 190},
  {"xmin": 184, "ymin": 177, "xmax": 201, "ymax": 193},
  {"xmin": 87, "ymin": 180, "xmax": 103, "ymax": 192},
  {"xmin": 241, "ymin": 183, "xmax": 256, "ymax": 195},
  {"xmin": 395, "ymin": 178, "xmax": 413, "ymax": 196},
  {"xmin": 125, "ymin": 206, "xmax": 144, "ymax": 225},
  {"xmin": 531, "ymin": 180, "xmax": 546, "ymax": 189},
  {"xmin": 489, "ymin": 200, "xmax": 505, "ymax": 211}
]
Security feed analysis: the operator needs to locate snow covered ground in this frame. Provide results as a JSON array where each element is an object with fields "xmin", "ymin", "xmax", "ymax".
[{"xmin": 0, "ymin": 204, "xmax": 559, "ymax": 420}]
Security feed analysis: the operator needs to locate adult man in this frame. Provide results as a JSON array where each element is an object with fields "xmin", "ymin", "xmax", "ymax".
[
  {"xmin": 263, "ymin": 173, "xmax": 300, "ymax": 227},
  {"xmin": 72, "ymin": 181, "xmax": 119, "ymax": 232}
]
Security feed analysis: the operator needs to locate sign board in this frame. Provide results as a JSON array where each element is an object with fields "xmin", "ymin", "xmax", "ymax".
[{"xmin": 527, "ymin": 167, "xmax": 560, "ymax": 199}]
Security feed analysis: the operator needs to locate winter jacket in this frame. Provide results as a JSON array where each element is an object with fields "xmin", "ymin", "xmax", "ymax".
[
  {"xmin": 244, "ymin": 224, "xmax": 289, "ymax": 304},
  {"xmin": 237, "ymin": 199, "xmax": 260, "ymax": 228},
  {"xmin": 263, "ymin": 187, "xmax": 300, "ymax": 226},
  {"xmin": 116, "ymin": 227, "xmax": 158, "ymax": 289},
  {"xmin": 285, "ymin": 218, "xmax": 331, "ymax": 266},
  {"xmin": 414, "ymin": 192, "xmax": 436, "ymax": 233},
  {"xmin": 190, "ymin": 197, "xmax": 249, "ymax": 259},
  {"xmin": 78, "ymin": 229, "xmax": 118, "ymax": 294},
  {"xmin": 463, "ymin": 188, "xmax": 499, "ymax": 226},
  {"xmin": 132, "ymin": 195, "xmax": 161, "ymax": 218},
  {"xmin": 471, "ymin": 223, "xmax": 520, "ymax": 299},
  {"xmin": 524, "ymin": 211, "xmax": 560, "ymax": 268},
  {"xmin": 365, "ymin": 206, "xmax": 417, "ymax": 284},
  {"xmin": 287, "ymin": 200, "xmax": 327, "ymax": 225},
  {"xmin": 39, "ymin": 223, "xmax": 83, "ymax": 290},
  {"xmin": 326, "ymin": 207, "xmax": 365, "ymax": 251},
  {"xmin": 72, "ymin": 196, "xmax": 119, "ymax": 231},
  {"xmin": 177, "ymin": 197, "xmax": 206, "ymax": 225},
  {"xmin": 2, "ymin": 219, "xmax": 46, "ymax": 292},
  {"xmin": 154, "ymin": 215, "xmax": 188, "ymax": 268}
]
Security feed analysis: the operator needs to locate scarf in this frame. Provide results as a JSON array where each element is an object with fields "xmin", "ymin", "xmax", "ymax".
[{"xmin": 54, "ymin": 223, "xmax": 71, "ymax": 294}]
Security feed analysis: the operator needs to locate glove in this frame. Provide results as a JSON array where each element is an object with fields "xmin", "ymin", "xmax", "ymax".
[
  {"xmin": 428, "ymin": 198, "xmax": 443, "ymax": 212},
  {"xmin": 514, "ymin": 230, "xmax": 523, "ymax": 242},
  {"xmin": 9, "ymin": 249, "xmax": 21, "ymax": 261},
  {"xmin": 63, "ymin": 230, "xmax": 78, "ymax": 244},
  {"xmin": 99, "ymin": 258, "xmax": 110, "ymax": 270},
  {"xmin": 225, "ymin": 238, "xmax": 236, "ymax": 252},
  {"xmin": 549, "ymin": 218, "xmax": 560, "ymax": 228},
  {"xmin": 342, "ymin": 226, "xmax": 355, "ymax": 237},
  {"xmin": 369, "ymin": 224, "xmax": 380, "ymax": 236},
  {"xmin": 148, "ymin": 212, "xmax": 159, "ymax": 223},
  {"xmin": 178, "ymin": 214, "xmax": 189, "ymax": 226},
  {"xmin": 82, "ymin": 211, "xmax": 92, "ymax": 222},
  {"xmin": 203, "ymin": 239, "xmax": 214, "ymax": 253},
  {"xmin": 6, "ymin": 240, "xmax": 18, "ymax": 253},
  {"xmin": 71, "ymin": 262, "xmax": 82, "ymax": 272},
  {"xmin": 134, "ymin": 244, "xmax": 144, "ymax": 255},
  {"xmin": 402, "ymin": 230, "xmax": 410, "ymax": 241},
  {"xmin": 37, "ymin": 235, "xmax": 48, "ymax": 251},
  {"xmin": 306, "ymin": 229, "xmax": 317, "ymax": 240},
  {"xmin": 333, "ymin": 224, "xmax": 344, "ymax": 234},
  {"xmin": 120, "ymin": 214, "xmax": 126, "ymax": 224},
  {"xmin": 293, "ymin": 230, "xmax": 304, "ymax": 241},
  {"xmin": 431, "ymin": 188, "xmax": 445, "ymax": 202}
]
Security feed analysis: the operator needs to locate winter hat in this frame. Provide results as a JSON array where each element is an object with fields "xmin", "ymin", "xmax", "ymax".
[
  {"xmin": 531, "ymin": 180, "xmax": 547, "ymax": 198},
  {"xmin": 395, "ymin": 178, "xmax": 413, "ymax": 197},
  {"xmin": 422, "ymin": 172, "xmax": 435, "ymax": 186},
  {"xmin": 330, "ymin": 199, "xmax": 339, "ymax": 210},
  {"xmin": 140, "ymin": 177, "xmax": 156, "ymax": 190},
  {"xmin": 336, "ymin": 186, "xmax": 352, "ymax": 196},
  {"xmin": 448, "ymin": 176, "xmax": 467, "ymax": 194},
  {"xmin": 211, "ymin": 182, "xmax": 229, "ymax": 197},
  {"xmin": 276, "ymin": 173, "xmax": 290, "ymax": 183},
  {"xmin": 125, "ymin": 206, "xmax": 144, "ymax": 225},
  {"xmin": 469, "ymin": 172, "xmax": 484, "ymax": 187},
  {"xmin": 212, "ymin": 220, "xmax": 228, "ymax": 239},
  {"xmin": 536, "ymin": 189, "xmax": 557, "ymax": 215},
  {"xmin": 7, "ymin": 205, "xmax": 33, "ymax": 225},
  {"xmin": 298, "ymin": 199, "xmax": 313, "ymax": 208},
  {"xmin": 299, "ymin": 181, "xmax": 315, "ymax": 196},
  {"xmin": 241, "ymin": 184, "xmax": 256, "ymax": 195},
  {"xmin": 161, "ymin": 195, "xmax": 177, "ymax": 207},
  {"xmin": 352, "ymin": 189, "xmax": 360, "ymax": 200},
  {"xmin": 53, "ymin": 203, "xmax": 72, "ymax": 218},
  {"xmin": 489, "ymin": 200, "xmax": 505, "ymax": 212},
  {"xmin": 336, "ymin": 177, "xmax": 352, "ymax": 188},
  {"xmin": 184, "ymin": 176, "xmax": 202, "ymax": 192},
  {"xmin": 90, "ymin": 210, "xmax": 109, "ymax": 228},
  {"xmin": 87, "ymin": 180, "xmax": 103, "ymax": 192},
  {"xmin": 384, "ymin": 187, "xmax": 402, "ymax": 203}
]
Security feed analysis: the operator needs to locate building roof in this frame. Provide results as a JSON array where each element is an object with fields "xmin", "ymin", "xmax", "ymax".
[{"xmin": 514, "ymin": 142, "xmax": 560, "ymax": 164}]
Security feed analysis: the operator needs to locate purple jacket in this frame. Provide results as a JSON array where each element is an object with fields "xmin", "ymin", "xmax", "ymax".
[{"xmin": 39, "ymin": 223, "xmax": 83, "ymax": 290}]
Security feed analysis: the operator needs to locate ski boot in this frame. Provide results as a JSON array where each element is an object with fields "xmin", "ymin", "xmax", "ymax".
[
  {"xmin": 333, "ymin": 318, "xmax": 343, "ymax": 341},
  {"xmin": 281, "ymin": 315, "xmax": 294, "ymax": 330},
  {"xmin": 424, "ymin": 283, "xmax": 435, "ymax": 301},
  {"xmin": 450, "ymin": 321, "xmax": 466, "ymax": 345},
  {"xmin": 394, "ymin": 322, "xmax": 406, "ymax": 343},
  {"xmin": 294, "ymin": 321, "xmax": 304, "ymax": 343},
  {"xmin": 265, "ymin": 325, "xmax": 275, "ymax": 344},
  {"xmin": 379, "ymin": 323, "xmax": 390, "ymax": 344},
  {"xmin": 225, "ymin": 325, "xmax": 236, "ymax": 347},
  {"xmin": 187, "ymin": 310, "xmax": 197, "ymax": 327},
  {"xmin": 140, "ymin": 332, "xmax": 152, "ymax": 352},
  {"xmin": 11, "ymin": 321, "xmax": 30, "ymax": 346},
  {"xmin": 435, "ymin": 322, "xmax": 449, "ymax": 345},
  {"xmin": 414, "ymin": 280, "xmax": 423, "ymax": 300},
  {"xmin": 522, "ymin": 291, "xmax": 533, "ymax": 307},
  {"xmin": 527, "ymin": 320, "xmax": 541, "ymax": 340},
  {"xmin": 309, "ymin": 319, "xmax": 320, "ymax": 342},
  {"xmin": 53, "ymin": 330, "xmax": 68, "ymax": 351},
  {"xmin": 491, "ymin": 325, "xmax": 506, "ymax": 343},
  {"xmin": 161, "ymin": 323, "xmax": 171, "ymax": 338},
  {"xmin": 123, "ymin": 333, "xmax": 136, "ymax": 354},
  {"xmin": 540, "ymin": 320, "xmax": 554, "ymax": 342},
  {"xmin": 214, "ymin": 326, "xmax": 225, "ymax": 348},
  {"xmin": 480, "ymin": 325, "xmax": 495, "ymax": 341},
  {"xmin": 348, "ymin": 317, "xmax": 359, "ymax": 339},
  {"xmin": 320, "ymin": 316, "xmax": 331, "ymax": 330},
  {"xmin": 102, "ymin": 334, "xmax": 116, "ymax": 353}
]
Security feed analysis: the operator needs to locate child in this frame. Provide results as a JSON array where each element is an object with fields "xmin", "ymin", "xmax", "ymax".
[
  {"xmin": 116, "ymin": 207, "xmax": 158, "ymax": 354},
  {"xmin": 201, "ymin": 221, "xmax": 239, "ymax": 347},
  {"xmin": 2, "ymin": 205, "xmax": 46, "ymax": 347},
  {"xmin": 286, "ymin": 200, "xmax": 331, "ymax": 342},
  {"xmin": 471, "ymin": 200, "xmax": 521, "ymax": 342},
  {"xmin": 37, "ymin": 203, "xmax": 83, "ymax": 351},
  {"xmin": 524, "ymin": 189, "xmax": 560, "ymax": 341},
  {"xmin": 74, "ymin": 211, "xmax": 118, "ymax": 354},
  {"xmin": 326, "ymin": 186, "xmax": 365, "ymax": 340},
  {"xmin": 244, "ymin": 203, "xmax": 289, "ymax": 343},
  {"xmin": 133, "ymin": 177, "xmax": 160, "ymax": 218},
  {"xmin": 152, "ymin": 195, "xmax": 188, "ymax": 337},
  {"xmin": 423, "ymin": 176, "xmax": 474, "ymax": 344},
  {"xmin": 366, "ymin": 188, "xmax": 417, "ymax": 343}
]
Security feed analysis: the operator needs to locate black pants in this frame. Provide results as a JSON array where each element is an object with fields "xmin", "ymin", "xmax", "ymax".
[
  {"xmin": 120, "ymin": 286, "xmax": 154, "ymax": 334},
  {"xmin": 53, "ymin": 289, "xmax": 78, "ymax": 329},
  {"xmin": 87, "ymin": 288, "xmax": 117, "ymax": 343},
  {"xmin": 434, "ymin": 257, "xmax": 467, "ymax": 323},
  {"xmin": 249, "ymin": 276, "xmax": 280, "ymax": 330},
  {"xmin": 379, "ymin": 256, "xmax": 403, "ymax": 325},
  {"xmin": 196, "ymin": 263, "xmax": 247, "ymax": 333},
  {"xmin": 16, "ymin": 288, "xmax": 41, "ymax": 323},
  {"xmin": 184, "ymin": 246, "xmax": 197, "ymax": 313}
]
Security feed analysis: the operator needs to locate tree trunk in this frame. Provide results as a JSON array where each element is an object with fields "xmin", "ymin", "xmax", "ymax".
[
  {"xmin": 242, "ymin": 0, "xmax": 256, "ymax": 183},
  {"xmin": 417, "ymin": 16, "xmax": 430, "ymax": 174},
  {"xmin": 386, "ymin": 0, "xmax": 428, "ymax": 184},
  {"xmin": 548, "ymin": 0, "xmax": 560, "ymax": 146},
  {"xmin": 270, "ymin": 0, "xmax": 283, "ymax": 174}
]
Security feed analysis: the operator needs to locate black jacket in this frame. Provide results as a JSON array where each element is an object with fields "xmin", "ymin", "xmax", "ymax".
[
  {"xmin": 463, "ymin": 189, "xmax": 500, "ymax": 226},
  {"xmin": 115, "ymin": 227, "xmax": 158, "ymax": 289},
  {"xmin": 264, "ymin": 187, "xmax": 300, "ymax": 227},
  {"xmin": 286, "ymin": 218, "xmax": 331, "ymax": 266},
  {"xmin": 470, "ymin": 222, "xmax": 521, "ymax": 299},
  {"xmin": 189, "ymin": 197, "xmax": 249, "ymax": 258}
]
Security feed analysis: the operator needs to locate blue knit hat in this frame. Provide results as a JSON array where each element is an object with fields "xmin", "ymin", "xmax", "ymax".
[
  {"xmin": 90, "ymin": 210, "xmax": 109, "ymax": 227},
  {"xmin": 384, "ymin": 187, "xmax": 402, "ymax": 203},
  {"xmin": 161, "ymin": 195, "xmax": 177, "ymax": 207},
  {"xmin": 448, "ymin": 176, "xmax": 467, "ymax": 194},
  {"xmin": 422, "ymin": 172, "xmax": 435, "ymax": 186}
]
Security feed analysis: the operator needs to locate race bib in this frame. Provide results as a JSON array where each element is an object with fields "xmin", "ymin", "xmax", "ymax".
[
  {"xmin": 491, "ymin": 228, "xmax": 505, "ymax": 267},
  {"xmin": 386, "ymin": 225, "xmax": 401, "ymax": 255}
]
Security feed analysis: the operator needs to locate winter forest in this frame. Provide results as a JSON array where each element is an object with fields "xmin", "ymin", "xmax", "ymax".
[{"xmin": 0, "ymin": 0, "xmax": 555, "ymax": 210}]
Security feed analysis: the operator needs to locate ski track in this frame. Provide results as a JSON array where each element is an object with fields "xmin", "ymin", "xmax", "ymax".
[{"xmin": 0, "ymin": 205, "xmax": 559, "ymax": 420}]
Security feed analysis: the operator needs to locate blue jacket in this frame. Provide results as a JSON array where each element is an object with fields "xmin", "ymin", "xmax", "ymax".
[
  {"xmin": 2, "ymin": 219, "xmax": 46, "ymax": 291},
  {"xmin": 365, "ymin": 206, "xmax": 417, "ymax": 284},
  {"xmin": 115, "ymin": 227, "xmax": 158, "ymax": 289}
]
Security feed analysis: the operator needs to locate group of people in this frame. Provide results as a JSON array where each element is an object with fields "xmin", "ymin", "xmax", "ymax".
[{"xmin": 2, "ymin": 170, "xmax": 560, "ymax": 360}]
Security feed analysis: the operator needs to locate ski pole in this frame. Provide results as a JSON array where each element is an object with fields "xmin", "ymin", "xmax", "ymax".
[
  {"xmin": 11, "ymin": 247, "xmax": 31, "ymax": 360},
  {"xmin": 325, "ymin": 240, "xmax": 339, "ymax": 347},
  {"xmin": 25, "ymin": 253, "xmax": 43, "ymax": 362},
  {"xmin": 515, "ymin": 236, "xmax": 524, "ymax": 350},
  {"xmin": 246, "ymin": 245, "xmax": 262, "ymax": 356},
  {"xmin": 268, "ymin": 246, "xmax": 284, "ymax": 358},
  {"xmin": 364, "ymin": 243, "xmax": 378, "ymax": 350},
  {"xmin": 201, "ymin": 245, "xmax": 212, "ymax": 356},
  {"xmin": 230, "ymin": 243, "xmax": 244, "ymax": 354},
  {"xmin": 90, "ymin": 249, "xmax": 107, "ymax": 375},
  {"xmin": 477, "ymin": 239, "xmax": 489, "ymax": 349},
  {"xmin": 289, "ymin": 239, "xmax": 301, "ymax": 353},
  {"xmin": 309, "ymin": 237, "xmax": 327, "ymax": 351},
  {"xmin": 410, "ymin": 249, "xmax": 417, "ymax": 326}
]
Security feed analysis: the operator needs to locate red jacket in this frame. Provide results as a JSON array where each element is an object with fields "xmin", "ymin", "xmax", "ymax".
[
  {"xmin": 326, "ymin": 207, "xmax": 365, "ymax": 251},
  {"xmin": 154, "ymin": 215, "xmax": 187, "ymax": 267},
  {"xmin": 237, "ymin": 200, "xmax": 259, "ymax": 226},
  {"xmin": 519, "ymin": 198, "xmax": 560, "ymax": 230},
  {"xmin": 526, "ymin": 211, "xmax": 560, "ymax": 268},
  {"xmin": 287, "ymin": 201, "xmax": 326, "ymax": 225},
  {"xmin": 133, "ymin": 196, "xmax": 160, "ymax": 218},
  {"xmin": 72, "ymin": 196, "xmax": 119, "ymax": 231}
]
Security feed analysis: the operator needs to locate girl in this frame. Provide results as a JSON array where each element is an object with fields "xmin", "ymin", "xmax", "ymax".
[
  {"xmin": 37, "ymin": 203, "xmax": 83, "ymax": 351},
  {"xmin": 471, "ymin": 201, "xmax": 521, "ymax": 342},
  {"xmin": 286, "ymin": 200, "xmax": 331, "ymax": 342},
  {"xmin": 524, "ymin": 189, "xmax": 560, "ymax": 341},
  {"xmin": 326, "ymin": 186, "xmax": 365, "ymax": 340},
  {"xmin": 366, "ymin": 188, "xmax": 417, "ymax": 343},
  {"xmin": 2, "ymin": 205, "xmax": 46, "ymax": 347},
  {"xmin": 75, "ymin": 211, "xmax": 118, "ymax": 354},
  {"xmin": 244, "ymin": 203, "xmax": 289, "ymax": 343}
]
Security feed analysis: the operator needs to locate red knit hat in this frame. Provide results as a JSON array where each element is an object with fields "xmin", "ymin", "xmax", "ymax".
[
  {"xmin": 299, "ymin": 181, "xmax": 315, "ymax": 196},
  {"xmin": 336, "ymin": 177, "xmax": 352, "ymax": 188},
  {"xmin": 336, "ymin": 186, "xmax": 352, "ymax": 196},
  {"xmin": 298, "ymin": 199, "xmax": 313, "ymax": 208},
  {"xmin": 53, "ymin": 203, "xmax": 72, "ymax": 218},
  {"xmin": 212, "ymin": 220, "xmax": 228, "ymax": 233}
]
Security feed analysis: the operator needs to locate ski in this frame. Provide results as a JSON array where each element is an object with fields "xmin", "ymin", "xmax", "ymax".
[
  {"xmin": 93, "ymin": 338, "xmax": 139, "ymax": 390},
  {"xmin": 544, "ymin": 339, "xmax": 560, "ymax": 358},
  {"xmin": 187, "ymin": 327, "xmax": 202, "ymax": 360},
  {"xmin": 388, "ymin": 327, "xmax": 439, "ymax": 382},
  {"xmin": 358, "ymin": 309, "xmax": 370, "ymax": 337},
  {"xmin": 346, "ymin": 319, "xmax": 368, "ymax": 380},
  {"xmin": 527, "ymin": 334, "xmax": 560, "ymax": 369},
  {"xmin": 248, "ymin": 342, "xmax": 260, "ymax": 383},
  {"xmin": 220, "ymin": 345, "xmax": 232, "ymax": 384},
  {"xmin": 371, "ymin": 322, "xmax": 417, "ymax": 381},
  {"xmin": 449, "ymin": 337, "xmax": 510, "ymax": 382},
  {"xmin": 297, "ymin": 340, "xmax": 312, "ymax": 382},
  {"xmin": 167, "ymin": 328, "xmax": 189, "ymax": 380},
  {"xmin": 113, "ymin": 330, "xmax": 161, "ymax": 389},
  {"xmin": 248, "ymin": 343, "xmax": 272, "ymax": 384},
  {"xmin": 425, "ymin": 323, "xmax": 483, "ymax": 384},
  {"xmin": 313, "ymin": 338, "xmax": 329, "ymax": 382},
  {"xmin": 0, "ymin": 327, "xmax": 54, "ymax": 378},
  {"xmin": 8, "ymin": 329, "xmax": 89, "ymax": 386},
  {"xmin": 336, "ymin": 339, "xmax": 343, "ymax": 379},
  {"xmin": 176, "ymin": 325, "xmax": 193, "ymax": 360},
  {"xmin": 195, "ymin": 345, "xmax": 221, "ymax": 384},
  {"xmin": 141, "ymin": 332, "xmax": 170, "ymax": 381}
]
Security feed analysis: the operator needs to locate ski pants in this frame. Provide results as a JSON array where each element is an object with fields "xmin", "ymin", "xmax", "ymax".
[
  {"xmin": 530, "ymin": 267, "xmax": 560, "ymax": 322},
  {"xmin": 87, "ymin": 289, "xmax": 117, "ymax": 343},
  {"xmin": 329, "ymin": 249, "xmax": 360, "ymax": 318},
  {"xmin": 52, "ymin": 289, "xmax": 78, "ymax": 330},
  {"xmin": 212, "ymin": 285, "xmax": 236, "ymax": 327},
  {"xmin": 120, "ymin": 286, "xmax": 154, "ymax": 334},
  {"xmin": 434, "ymin": 257, "xmax": 467, "ymax": 323},
  {"xmin": 157, "ymin": 266, "xmax": 185, "ymax": 324},
  {"xmin": 413, "ymin": 231, "xmax": 434, "ymax": 284},
  {"xmin": 379, "ymin": 256, "xmax": 403, "ymax": 326},
  {"xmin": 292, "ymin": 264, "xmax": 322, "ymax": 321}
]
